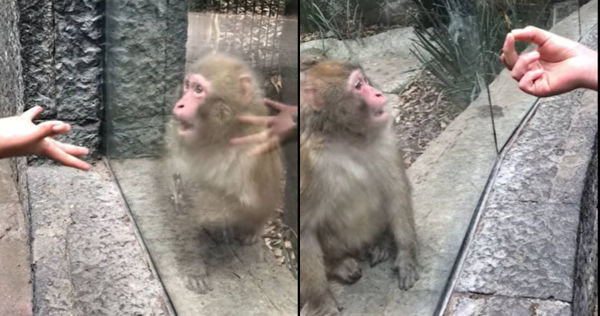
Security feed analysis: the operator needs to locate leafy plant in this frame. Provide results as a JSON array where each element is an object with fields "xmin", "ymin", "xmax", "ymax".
[
  {"xmin": 300, "ymin": 0, "xmax": 364, "ymax": 40},
  {"xmin": 410, "ymin": 0, "xmax": 552, "ymax": 105}
]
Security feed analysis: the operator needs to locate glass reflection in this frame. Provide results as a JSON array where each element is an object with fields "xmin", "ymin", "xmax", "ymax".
[{"xmin": 105, "ymin": 1, "xmax": 298, "ymax": 315}]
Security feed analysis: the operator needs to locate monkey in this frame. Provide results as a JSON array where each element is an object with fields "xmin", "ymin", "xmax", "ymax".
[
  {"xmin": 166, "ymin": 54, "xmax": 283, "ymax": 245},
  {"xmin": 299, "ymin": 60, "xmax": 419, "ymax": 315}
]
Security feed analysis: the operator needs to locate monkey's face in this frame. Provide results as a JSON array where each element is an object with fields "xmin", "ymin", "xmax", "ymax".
[
  {"xmin": 347, "ymin": 70, "xmax": 388, "ymax": 125},
  {"xmin": 173, "ymin": 74, "xmax": 212, "ymax": 143}
]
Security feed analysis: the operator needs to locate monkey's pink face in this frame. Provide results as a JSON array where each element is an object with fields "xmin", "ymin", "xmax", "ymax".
[
  {"xmin": 347, "ymin": 70, "xmax": 388, "ymax": 123},
  {"xmin": 173, "ymin": 74, "xmax": 211, "ymax": 140}
]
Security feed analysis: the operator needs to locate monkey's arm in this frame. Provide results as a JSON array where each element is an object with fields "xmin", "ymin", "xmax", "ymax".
[
  {"xmin": 388, "ymin": 166, "xmax": 419, "ymax": 290},
  {"xmin": 300, "ymin": 230, "xmax": 340, "ymax": 315}
]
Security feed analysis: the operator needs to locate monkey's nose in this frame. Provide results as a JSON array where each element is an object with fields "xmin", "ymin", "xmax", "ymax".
[{"xmin": 375, "ymin": 93, "xmax": 383, "ymax": 97}]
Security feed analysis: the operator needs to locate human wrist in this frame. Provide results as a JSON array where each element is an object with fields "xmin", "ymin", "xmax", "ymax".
[{"xmin": 581, "ymin": 49, "xmax": 598, "ymax": 90}]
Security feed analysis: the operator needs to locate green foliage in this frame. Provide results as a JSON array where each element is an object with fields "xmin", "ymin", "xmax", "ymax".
[
  {"xmin": 410, "ymin": 0, "xmax": 552, "ymax": 105},
  {"xmin": 300, "ymin": 0, "xmax": 364, "ymax": 39}
]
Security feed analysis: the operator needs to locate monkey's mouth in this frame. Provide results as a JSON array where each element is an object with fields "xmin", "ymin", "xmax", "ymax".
[
  {"xmin": 371, "ymin": 108, "xmax": 389, "ymax": 123},
  {"xmin": 176, "ymin": 120, "xmax": 196, "ymax": 137}
]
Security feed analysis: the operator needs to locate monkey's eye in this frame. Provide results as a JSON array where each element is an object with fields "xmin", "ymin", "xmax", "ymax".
[
  {"xmin": 194, "ymin": 85, "xmax": 204, "ymax": 94},
  {"xmin": 354, "ymin": 80, "xmax": 362, "ymax": 90}
]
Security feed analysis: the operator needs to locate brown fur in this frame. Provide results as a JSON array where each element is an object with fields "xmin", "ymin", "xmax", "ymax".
[
  {"xmin": 167, "ymin": 54, "xmax": 283, "ymax": 243},
  {"xmin": 300, "ymin": 61, "xmax": 419, "ymax": 315}
]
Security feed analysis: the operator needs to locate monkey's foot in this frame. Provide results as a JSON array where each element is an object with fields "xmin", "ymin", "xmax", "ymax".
[
  {"xmin": 367, "ymin": 243, "xmax": 393, "ymax": 267},
  {"xmin": 184, "ymin": 274, "xmax": 212, "ymax": 294},
  {"xmin": 393, "ymin": 256, "xmax": 419, "ymax": 290},
  {"xmin": 330, "ymin": 257, "xmax": 362, "ymax": 284},
  {"xmin": 301, "ymin": 298, "xmax": 341, "ymax": 316}
]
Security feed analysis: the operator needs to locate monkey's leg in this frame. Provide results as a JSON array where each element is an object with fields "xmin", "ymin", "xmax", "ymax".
[
  {"xmin": 367, "ymin": 232, "xmax": 395, "ymax": 267},
  {"xmin": 327, "ymin": 257, "xmax": 362, "ymax": 284},
  {"xmin": 389, "ymin": 196, "xmax": 419, "ymax": 290},
  {"xmin": 300, "ymin": 232, "xmax": 340, "ymax": 316}
]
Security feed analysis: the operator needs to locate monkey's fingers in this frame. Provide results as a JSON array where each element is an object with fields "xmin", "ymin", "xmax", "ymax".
[
  {"xmin": 237, "ymin": 115, "xmax": 274, "ymax": 126},
  {"xmin": 48, "ymin": 139, "xmax": 90, "ymax": 157},
  {"xmin": 230, "ymin": 130, "xmax": 270, "ymax": 145},
  {"xmin": 42, "ymin": 143, "xmax": 91, "ymax": 171}
]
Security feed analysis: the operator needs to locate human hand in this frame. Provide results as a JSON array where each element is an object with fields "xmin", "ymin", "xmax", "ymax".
[
  {"xmin": 0, "ymin": 106, "xmax": 90, "ymax": 170},
  {"xmin": 231, "ymin": 98, "xmax": 298, "ymax": 156},
  {"xmin": 501, "ymin": 26, "xmax": 598, "ymax": 96}
]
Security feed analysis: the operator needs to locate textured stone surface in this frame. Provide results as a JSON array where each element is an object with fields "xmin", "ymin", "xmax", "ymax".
[
  {"xmin": 454, "ymin": 89, "xmax": 597, "ymax": 302},
  {"xmin": 449, "ymin": 12, "xmax": 599, "ymax": 314},
  {"xmin": 104, "ymin": 0, "xmax": 187, "ymax": 158},
  {"xmin": 110, "ymin": 158, "xmax": 298, "ymax": 316},
  {"xmin": 445, "ymin": 293, "xmax": 571, "ymax": 316},
  {"xmin": 18, "ymin": 0, "xmax": 104, "ymax": 158},
  {"xmin": 1, "ymin": 0, "xmax": 29, "ymax": 231},
  {"xmin": 573, "ymin": 136, "xmax": 598, "ymax": 316},
  {"xmin": 0, "ymin": 160, "xmax": 32, "ymax": 316},
  {"xmin": 28, "ymin": 163, "xmax": 172, "ymax": 315}
]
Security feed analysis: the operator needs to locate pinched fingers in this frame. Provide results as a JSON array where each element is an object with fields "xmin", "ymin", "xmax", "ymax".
[
  {"xmin": 501, "ymin": 33, "xmax": 518, "ymax": 70},
  {"xmin": 511, "ymin": 50, "xmax": 541, "ymax": 81},
  {"xmin": 518, "ymin": 68, "xmax": 546, "ymax": 96}
]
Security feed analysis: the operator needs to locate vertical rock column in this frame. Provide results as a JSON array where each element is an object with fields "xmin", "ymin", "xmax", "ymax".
[{"xmin": 104, "ymin": 0, "xmax": 188, "ymax": 158}]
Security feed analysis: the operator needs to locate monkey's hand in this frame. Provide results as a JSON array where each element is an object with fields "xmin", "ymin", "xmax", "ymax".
[
  {"xmin": 185, "ymin": 273, "xmax": 212, "ymax": 295},
  {"xmin": 393, "ymin": 253, "xmax": 419, "ymax": 290},
  {"xmin": 231, "ymin": 99, "xmax": 297, "ymax": 156}
]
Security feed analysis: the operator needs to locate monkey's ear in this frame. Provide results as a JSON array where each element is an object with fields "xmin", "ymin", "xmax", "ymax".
[
  {"xmin": 239, "ymin": 74, "xmax": 254, "ymax": 103},
  {"xmin": 301, "ymin": 86, "xmax": 323, "ymax": 110}
]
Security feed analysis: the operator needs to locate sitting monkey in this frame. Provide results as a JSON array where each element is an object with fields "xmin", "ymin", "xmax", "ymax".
[
  {"xmin": 300, "ymin": 60, "xmax": 419, "ymax": 315},
  {"xmin": 166, "ymin": 54, "xmax": 283, "ymax": 244}
]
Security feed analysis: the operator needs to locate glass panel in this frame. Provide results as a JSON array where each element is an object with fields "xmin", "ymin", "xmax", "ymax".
[
  {"xmin": 299, "ymin": 0, "xmax": 570, "ymax": 314},
  {"xmin": 487, "ymin": 0, "xmax": 583, "ymax": 151},
  {"xmin": 105, "ymin": 1, "xmax": 298, "ymax": 315}
]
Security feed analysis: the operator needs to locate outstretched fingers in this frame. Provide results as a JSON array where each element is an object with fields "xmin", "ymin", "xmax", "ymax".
[
  {"xmin": 42, "ymin": 142, "xmax": 91, "ymax": 171},
  {"xmin": 48, "ymin": 139, "xmax": 89, "ymax": 157}
]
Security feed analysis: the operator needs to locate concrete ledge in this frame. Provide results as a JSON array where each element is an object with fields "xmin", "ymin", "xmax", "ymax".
[
  {"xmin": 27, "ymin": 162, "xmax": 172, "ymax": 315},
  {"xmin": 0, "ymin": 160, "xmax": 32, "ymax": 316},
  {"xmin": 447, "ymin": 30, "xmax": 598, "ymax": 316}
]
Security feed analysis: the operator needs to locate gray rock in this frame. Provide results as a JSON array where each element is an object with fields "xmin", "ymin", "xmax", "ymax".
[
  {"xmin": 446, "ymin": 293, "xmax": 571, "ymax": 316},
  {"xmin": 28, "ymin": 163, "xmax": 172, "ymax": 315}
]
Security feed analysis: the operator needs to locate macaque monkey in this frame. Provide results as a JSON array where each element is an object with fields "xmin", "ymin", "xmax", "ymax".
[
  {"xmin": 167, "ymin": 54, "xmax": 283, "ymax": 244},
  {"xmin": 300, "ymin": 61, "xmax": 419, "ymax": 315}
]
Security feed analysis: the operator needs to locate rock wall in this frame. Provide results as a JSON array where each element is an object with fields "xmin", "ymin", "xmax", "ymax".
[
  {"xmin": 19, "ymin": 0, "xmax": 104, "ymax": 160},
  {"xmin": 0, "ymin": 0, "xmax": 28, "ymax": 218},
  {"xmin": 104, "ymin": 0, "xmax": 188, "ymax": 158}
]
